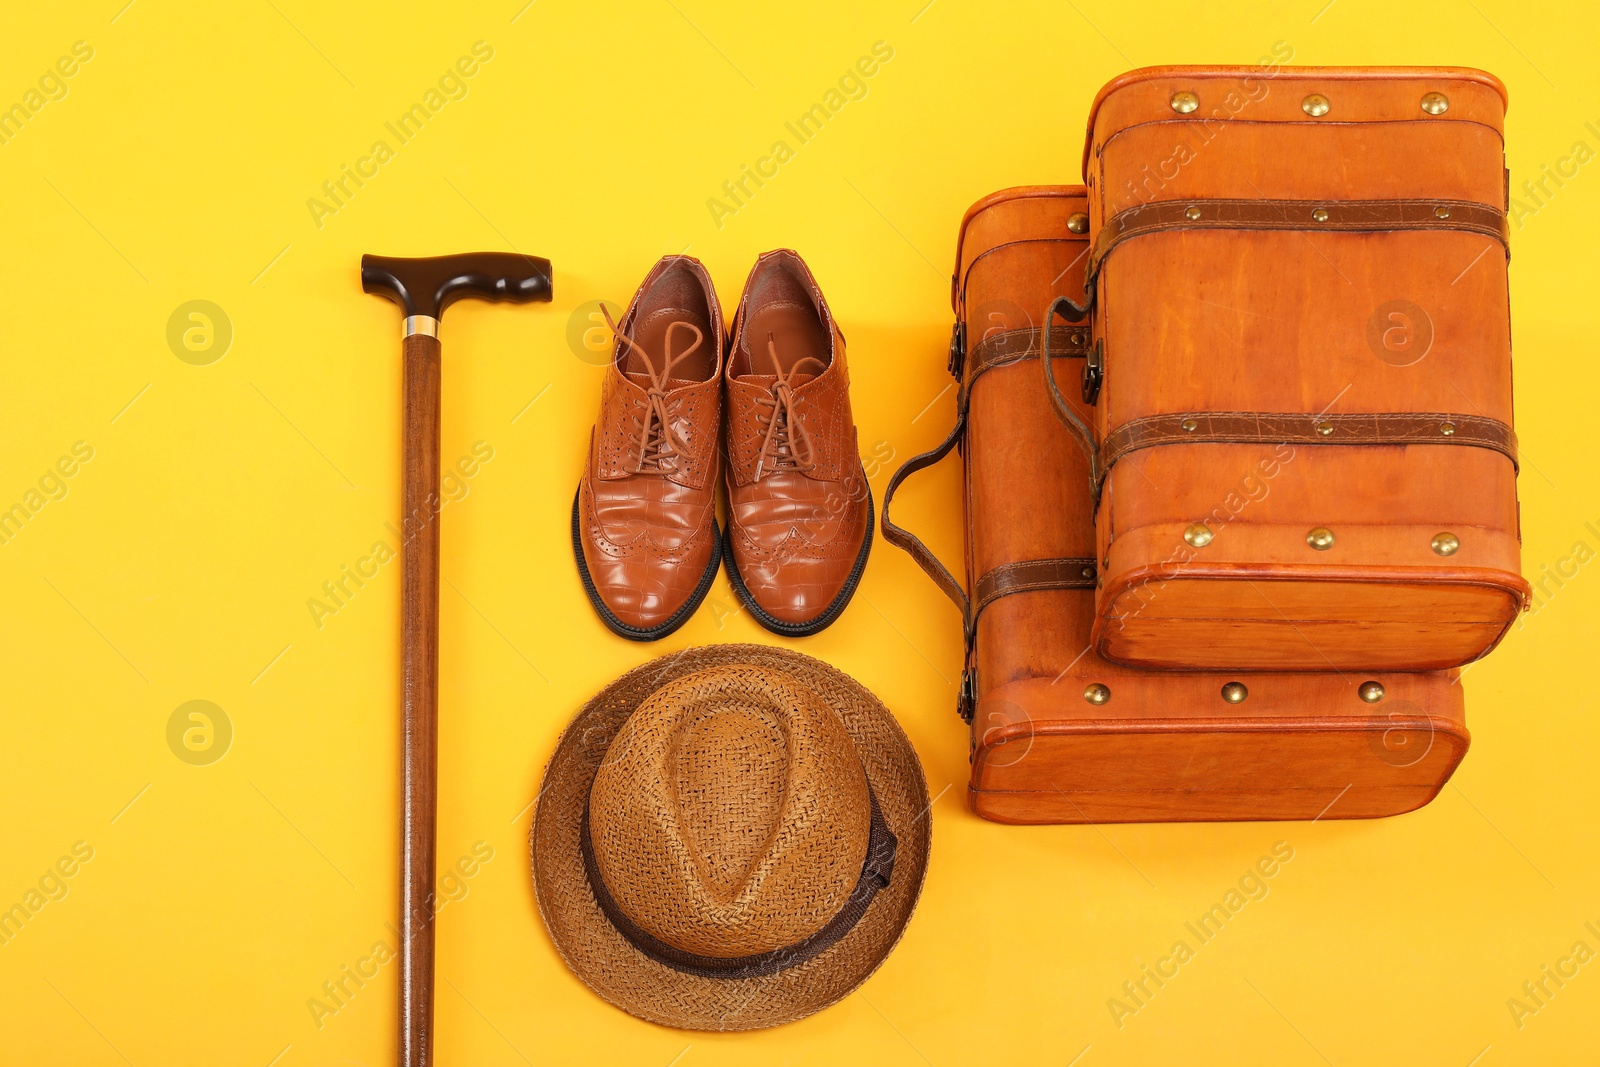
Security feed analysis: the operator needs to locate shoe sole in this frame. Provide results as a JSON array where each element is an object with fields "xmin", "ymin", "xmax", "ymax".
[
  {"xmin": 722, "ymin": 491, "xmax": 874, "ymax": 638},
  {"xmin": 571, "ymin": 488, "xmax": 723, "ymax": 643}
]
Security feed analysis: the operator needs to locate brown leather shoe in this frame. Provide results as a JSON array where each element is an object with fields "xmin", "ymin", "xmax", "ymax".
[
  {"xmin": 723, "ymin": 250, "xmax": 872, "ymax": 636},
  {"xmin": 574, "ymin": 256, "xmax": 723, "ymax": 641}
]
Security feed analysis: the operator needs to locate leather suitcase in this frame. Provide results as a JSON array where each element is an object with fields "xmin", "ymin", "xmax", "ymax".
[
  {"xmin": 882, "ymin": 184, "xmax": 1469, "ymax": 823},
  {"xmin": 1072, "ymin": 66, "xmax": 1528, "ymax": 672}
]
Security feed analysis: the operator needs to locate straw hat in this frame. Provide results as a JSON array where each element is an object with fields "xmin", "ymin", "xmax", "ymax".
[{"xmin": 531, "ymin": 643, "xmax": 930, "ymax": 1031}]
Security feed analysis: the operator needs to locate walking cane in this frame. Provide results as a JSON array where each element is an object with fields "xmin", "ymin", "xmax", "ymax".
[{"xmin": 361, "ymin": 252, "xmax": 553, "ymax": 1067}]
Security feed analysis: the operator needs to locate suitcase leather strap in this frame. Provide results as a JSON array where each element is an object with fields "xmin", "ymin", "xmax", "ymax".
[
  {"xmin": 972, "ymin": 558, "xmax": 1098, "ymax": 623},
  {"xmin": 1100, "ymin": 411, "xmax": 1520, "ymax": 476},
  {"xmin": 1041, "ymin": 297, "xmax": 1105, "ymax": 501},
  {"xmin": 963, "ymin": 324, "xmax": 1089, "ymax": 385},
  {"xmin": 1088, "ymin": 197, "xmax": 1510, "ymax": 281},
  {"xmin": 1058, "ymin": 198, "xmax": 1510, "ymax": 322},
  {"xmin": 881, "ymin": 411, "xmax": 971, "ymax": 620}
]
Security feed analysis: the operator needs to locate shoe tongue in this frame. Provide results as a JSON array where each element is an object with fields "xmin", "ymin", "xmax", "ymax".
[{"xmin": 625, "ymin": 371, "xmax": 700, "ymax": 392}]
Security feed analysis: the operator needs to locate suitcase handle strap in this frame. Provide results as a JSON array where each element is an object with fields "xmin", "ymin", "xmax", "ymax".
[
  {"xmin": 1041, "ymin": 296, "xmax": 1103, "ymax": 503},
  {"xmin": 885, "ymin": 305, "xmax": 1103, "ymax": 624},
  {"xmin": 880, "ymin": 405, "xmax": 972, "ymax": 626},
  {"xmin": 882, "ymin": 311, "xmax": 1102, "ymax": 626}
]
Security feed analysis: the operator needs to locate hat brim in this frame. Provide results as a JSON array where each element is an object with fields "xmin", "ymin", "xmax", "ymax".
[{"xmin": 531, "ymin": 644, "xmax": 930, "ymax": 1031}]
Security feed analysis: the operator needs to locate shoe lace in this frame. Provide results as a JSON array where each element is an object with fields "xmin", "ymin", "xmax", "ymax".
[
  {"xmin": 602, "ymin": 303, "xmax": 705, "ymax": 475},
  {"xmin": 752, "ymin": 332, "xmax": 826, "ymax": 481}
]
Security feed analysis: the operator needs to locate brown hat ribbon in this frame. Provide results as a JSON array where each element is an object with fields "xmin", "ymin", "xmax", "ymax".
[{"xmin": 579, "ymin": 790, "xmax": 898, "ymax": 981}]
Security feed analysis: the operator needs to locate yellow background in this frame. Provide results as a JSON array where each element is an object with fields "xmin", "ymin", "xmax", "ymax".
[{"xmin": 3, "ymin": 1, "xmax": 1597, "ymax": 1064}]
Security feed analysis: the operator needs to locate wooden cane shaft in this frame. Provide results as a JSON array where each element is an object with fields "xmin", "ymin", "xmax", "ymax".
[{"xmin": 399, "ymin": 332, "xmax": 441, "ymax": 1067}]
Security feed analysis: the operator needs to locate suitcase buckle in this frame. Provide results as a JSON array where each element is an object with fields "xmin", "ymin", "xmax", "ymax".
[
  {"xmin": 1082, "ymin": 339, "xmax": 1104, "ymax": 405},
  {"xmin": 956, "ymin": 666, "xmax": 977, "ymax": 724},
  {"xmin": 947, "ymin": 321, "xmax": 966, "ymax": 381}
]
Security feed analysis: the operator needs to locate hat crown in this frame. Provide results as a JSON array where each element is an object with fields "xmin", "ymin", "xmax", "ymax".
[{"xmin": 588, "ymin": 666, "xmax": 871, "ymax": 958}]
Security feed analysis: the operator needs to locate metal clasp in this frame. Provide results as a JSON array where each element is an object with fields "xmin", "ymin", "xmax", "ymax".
[
  {"xmin": 947, "ymin": 320, "xmax": 966, "ymax": 381},
  {"xmin": 1082, "ymin": 339, "xmax": 1104, "ymax": 405},
  {"xmin": 956, "ymin": 666, "xmax": 978, "ymax": 724}
]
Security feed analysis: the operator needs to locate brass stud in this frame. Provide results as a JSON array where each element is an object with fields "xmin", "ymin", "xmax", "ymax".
[
  {"xmin": 1184, "ymin": 523, "xmax": 1214, "ymax": 548},
  {"xmin": 1184, "ymin": 205, "xmax": 1203, "ymax": 221},
  {"xmin": 1084, "ymin": 683, "xmax": 1111, "ymax": 705},
  {"xmin": 1420, "ymin": 91, "xmax": 1450, "ymax": 115},
  {"xmin": 1440, "ymin": 421, "xmax": 1456, "ymax": 436},
  {"xmin": 1070, "ymin": 332, "xmax": 1084, "ymax": 345},
  {"xmin": 1170, "ymin": 90, "xmax": 1199, "ymax": 114},
  {"xmin": 1358, "ymin": 680, "xmax": 1386, "ymax": 704},
  {"xmin": 1312, "ymin": 208, "xmax": 1331, "ymax": 223},
  {"xmin": 1081, "ymin": 565, "xmax": 1096, "ymax": 579},
  {"xmin": 1434, "ymin": 206, "xmax": 1451, "ymax": 219},
  {"xmin": 1315, "ymin": 420, "xmax": 1335, "ymax": 436},
  {"xmin": 1181, "ymin": 417, "xmax": 1198, "ymax": 432},
  {"xmin": 1302, "ymin": 93, "xmax": 1330, "ymax": 117},
  {"xmin": 1221, "ymin": 681, "xmax": 1249, "ymax": 704},
  {"xmin": 1307, "ymin": 526, "xmax": 1336, "ymax": 551},
  {"xmin": 1067, "ymin": 212, "xmax": 1089, "ymax": 234},
  {"xmin": 1432, "ymin": 532, "xmax": 1461, "ymax": 557}
]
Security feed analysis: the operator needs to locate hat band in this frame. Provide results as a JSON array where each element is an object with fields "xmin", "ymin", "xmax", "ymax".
[{"xmin": 580, "ymin": 788, "xmax": 899, "ymax": 980}]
